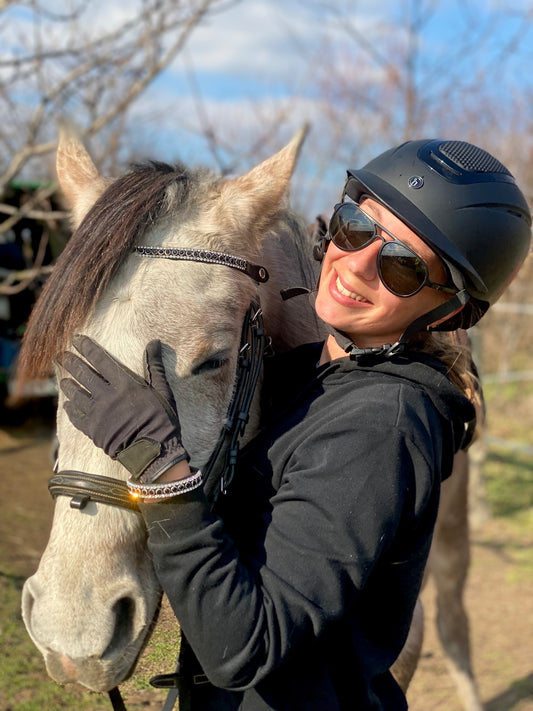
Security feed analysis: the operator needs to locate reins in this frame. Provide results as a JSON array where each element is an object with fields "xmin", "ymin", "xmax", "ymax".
[{"xmin": 47, "ymin": 245, "xmax": 270, "ymax": 711}]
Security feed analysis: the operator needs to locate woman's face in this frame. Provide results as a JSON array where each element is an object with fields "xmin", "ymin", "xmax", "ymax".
[{"xmin": 314, "ymin": 197, "xmax": 453, "ymax": 349}]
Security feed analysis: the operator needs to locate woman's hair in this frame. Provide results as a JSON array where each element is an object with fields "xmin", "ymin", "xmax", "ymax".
[{"xmin": 413, "ymin": 330, "xmax": 484, "ymax": 442}]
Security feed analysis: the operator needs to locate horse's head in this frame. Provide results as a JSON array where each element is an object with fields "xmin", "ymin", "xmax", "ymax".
[{"xmin": 19, "ymin": 128, "xmax": 307, "ymax": 691}]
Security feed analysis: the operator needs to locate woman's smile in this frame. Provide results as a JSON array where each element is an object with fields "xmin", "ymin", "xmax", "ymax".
[{"xmin": 332, "ymin": 272, "xmax": 371, "ymax": 304}]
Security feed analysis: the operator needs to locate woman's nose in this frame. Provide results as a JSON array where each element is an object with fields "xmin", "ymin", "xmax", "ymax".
[{"xmin": 343, "ymin": 239, "xmax": 381, "ymax": 281}]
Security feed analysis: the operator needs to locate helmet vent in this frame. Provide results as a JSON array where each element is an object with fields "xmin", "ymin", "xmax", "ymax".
[{"xmin": 439, "ymin": 141, "xmax": 511, "ymax": 176}]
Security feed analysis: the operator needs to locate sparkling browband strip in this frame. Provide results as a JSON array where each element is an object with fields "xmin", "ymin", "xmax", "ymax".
[
  {"xmin": 134, "ymin": 246, "xmax": 269, "ymax": 283},
  {"xmin": 127, "ymin": 469, "xmax": 203, "ymax": 500}
]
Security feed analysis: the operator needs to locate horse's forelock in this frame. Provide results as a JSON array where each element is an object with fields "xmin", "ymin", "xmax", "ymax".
[{"xmin": 15, "ymin": 161, "xmax": 198, "ymax": 389}]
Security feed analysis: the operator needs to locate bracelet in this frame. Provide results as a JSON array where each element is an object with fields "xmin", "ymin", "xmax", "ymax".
[{"xmin": 127, "ymin": 469, "xmax": 203, "ymax": 501}]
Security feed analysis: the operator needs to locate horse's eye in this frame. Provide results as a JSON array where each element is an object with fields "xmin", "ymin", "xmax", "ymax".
[{"xmin": 192, "ymin": 355, "xmax": 229, "ymax": 375}]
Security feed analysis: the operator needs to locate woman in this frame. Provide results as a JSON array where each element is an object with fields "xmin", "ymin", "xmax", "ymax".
[{"xmin": 60, "ymin": 139, "xmax": 531, "ymax": 710}]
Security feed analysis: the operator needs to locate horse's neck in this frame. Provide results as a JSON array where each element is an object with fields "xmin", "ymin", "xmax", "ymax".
[{"xmin": 259, "ymin": 212, "xmax": 326, "ymax": 353}]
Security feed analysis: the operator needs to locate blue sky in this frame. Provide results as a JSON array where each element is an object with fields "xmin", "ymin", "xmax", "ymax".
[
  {"xmin": 4, "ymin": 0, "xmax": 533, "ymax": 217},
  {"xmin": 131, "ymin": 0, "xmax": 533, "ymax": 214}
]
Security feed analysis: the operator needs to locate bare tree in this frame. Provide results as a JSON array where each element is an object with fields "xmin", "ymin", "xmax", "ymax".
[
  {"xmin": 290, "ymin": 0, "xmax": 533, "ymax": 209},
  {"xmin": 0, "ymin": 0, "xmax": 238, "ymax": 294}
]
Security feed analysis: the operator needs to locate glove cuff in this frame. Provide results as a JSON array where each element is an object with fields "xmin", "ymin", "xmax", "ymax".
[
  {"xmin": 139, "ymin": 435, "xmax": 189, "ymax": 483},
  {"xmin": 116, "ymin": 436, "xmax": 189, "ymax": 483},
  {"xmin": 116, "ymin": 438, "xmax": 161, "ymax": 479}
]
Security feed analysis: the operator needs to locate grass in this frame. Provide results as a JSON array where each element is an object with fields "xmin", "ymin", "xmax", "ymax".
[
  {"xmin": 484, "ymin": 449, "xmax": 533, "ymax": 518},
  {"xmin": 0, "ymin": 573, "xmax": 110, "ymax": 711},
  {"xmin": 483, "ymin": 379, "xmax": 533, "ymax": 527}
]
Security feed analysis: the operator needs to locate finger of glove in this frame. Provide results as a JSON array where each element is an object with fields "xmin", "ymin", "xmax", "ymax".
[
  {"xmin": 61, "ymin": 351, "xmax": 109, "ymax": 397},
  {"xmin": 59, "ymin": 376, "xmax": 92, "ymax": 415},
  {"xmin": 63, "ymin": 394, "xmax": 90, "ymax": 432},
  {"xmin": 62, "ymin": 394, "xmax": 113, "ymax": 456},
  {"xmin": 72, "ymin": 334, "xmax": 147, "ymax": 388},
  {"xmin": 145, "ymin": 340, "xmax": 178, "ymax": 410}
]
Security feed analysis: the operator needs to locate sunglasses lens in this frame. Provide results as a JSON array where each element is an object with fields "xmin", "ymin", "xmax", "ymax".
[
  {"xmin": 380, "ymin": 242, "xmax": 427, "ymax": 296},
  {"xmin": 328, "ymin": 202, "xmax": 433, "ymax": 297},
  {"xmin": 330, "ymin": 204, "xmax": 375, "ymax": 251}
]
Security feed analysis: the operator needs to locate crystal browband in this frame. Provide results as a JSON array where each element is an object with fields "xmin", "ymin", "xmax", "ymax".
[{"xmin": 134, "ymin": 246, "xmax": 269, "ymax": 283}]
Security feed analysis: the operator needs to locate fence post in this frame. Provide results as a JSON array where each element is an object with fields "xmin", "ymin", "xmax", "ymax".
[{"xmin": 468, "ymin": 325, "xmax": 490, "ymax": 529}]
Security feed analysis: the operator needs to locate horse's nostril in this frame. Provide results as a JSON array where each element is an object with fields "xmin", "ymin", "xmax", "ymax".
[{"xmin": 102, "ymin": 596, "xmax": 135, "ymax": 659}]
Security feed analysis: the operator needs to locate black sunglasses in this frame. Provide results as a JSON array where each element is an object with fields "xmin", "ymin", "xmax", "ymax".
[{"xmin": 327, "ymin": 202, "xmax": 458, "ymax": 298}]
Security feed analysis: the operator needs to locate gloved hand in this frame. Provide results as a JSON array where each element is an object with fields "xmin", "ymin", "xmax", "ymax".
[{"xmin": 59, "ymin": 335, "xmax": 188, "ymax": 483}]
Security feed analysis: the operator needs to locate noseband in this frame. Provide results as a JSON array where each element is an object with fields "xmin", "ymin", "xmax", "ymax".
[{"xmin": 47, "ymin": 246, "xmax": 269, "ymax": 711}]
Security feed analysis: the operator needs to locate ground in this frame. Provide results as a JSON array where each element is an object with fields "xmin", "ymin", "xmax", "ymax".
[{"xmin": 1, "ymin": 412, "xmax": 532, "ymax": 711}]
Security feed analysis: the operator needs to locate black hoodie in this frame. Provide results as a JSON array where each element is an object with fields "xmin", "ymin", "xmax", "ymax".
[{"xmin": 141, "ymin": 342, "xmax": 475, "ymax": 710}]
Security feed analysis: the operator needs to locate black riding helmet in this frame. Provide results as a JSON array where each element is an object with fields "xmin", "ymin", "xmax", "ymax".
[{"xmin": 344, "ymin": 139, "xmax": 532, "ymax": 330}]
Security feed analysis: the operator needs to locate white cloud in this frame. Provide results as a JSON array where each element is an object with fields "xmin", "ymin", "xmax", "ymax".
[
  {"xmin": 167, "ymin": 0, "xmax": 389, "ymax": 87},
  {"xmin": 176, "ymin": 0, "xmax": 316, "ymax": 77}
]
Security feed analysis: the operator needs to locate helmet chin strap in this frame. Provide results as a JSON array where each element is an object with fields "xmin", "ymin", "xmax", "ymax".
[
  {"xmin": 280, "ymin": 285, "xmax": 471, "ymax": 363},
  {"xmin": 336, "ymin": 289, "xmax": 470, "ymax": 362}
]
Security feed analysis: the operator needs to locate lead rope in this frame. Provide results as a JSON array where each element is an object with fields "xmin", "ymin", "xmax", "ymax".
[{"xmin": 108, "ymin": 687, "xmax": 127, "ymax": 711}]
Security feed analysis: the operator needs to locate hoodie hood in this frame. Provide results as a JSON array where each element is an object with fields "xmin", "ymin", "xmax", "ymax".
[
  {"xmin": 264, "ymin": 341, "xmax": 476, "ymax": 460},
  {"xmin": 331, "ymin": 346, "xmax": 475, "ymax": 451}
]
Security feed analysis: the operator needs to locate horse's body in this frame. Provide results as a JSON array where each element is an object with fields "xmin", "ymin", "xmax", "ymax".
[{"xmin": 18, "ymin": 132, "xmax": 482, "ymax": 709}]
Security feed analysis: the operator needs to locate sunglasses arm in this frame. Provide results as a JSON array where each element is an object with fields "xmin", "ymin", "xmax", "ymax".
[{"xmin": 431, "ymin": 282, "xmax": 460, "ymax": 295}]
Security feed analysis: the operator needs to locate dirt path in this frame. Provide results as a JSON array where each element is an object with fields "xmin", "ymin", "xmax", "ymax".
[{"xmin": 2, "ymin": 418, "xmax": 532, "ymax": 710}]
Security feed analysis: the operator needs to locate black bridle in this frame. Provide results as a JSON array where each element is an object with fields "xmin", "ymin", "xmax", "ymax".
[{"xmin": 47, "ymin": 246, "xmax": 270, "ymax": 711}]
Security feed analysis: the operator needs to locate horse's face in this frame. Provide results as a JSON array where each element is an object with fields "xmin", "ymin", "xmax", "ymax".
[
  {"xmin": 21, "ymin": 129, "xmax": 306, "ymax": 692},
  {"xmin": 85, "ymin": 234, "xmax": 258, "ymax": 466},
  {"xmin": 24, "ymin": 258, "xmax": 255, "ymax": 692}
]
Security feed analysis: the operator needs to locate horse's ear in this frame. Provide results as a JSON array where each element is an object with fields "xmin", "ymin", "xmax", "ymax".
[
  {"xmin": 219, "ymin": 125, "xmax": 309, "ymax": 243},
  {"xmin": 56, "ymin": 129, "xmax": 108, "ymax": 228}
]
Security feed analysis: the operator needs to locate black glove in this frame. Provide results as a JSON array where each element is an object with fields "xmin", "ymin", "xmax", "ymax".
[{"xmin": 59, "ymin": 335, "xmax": 188, "ymax": 482}]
